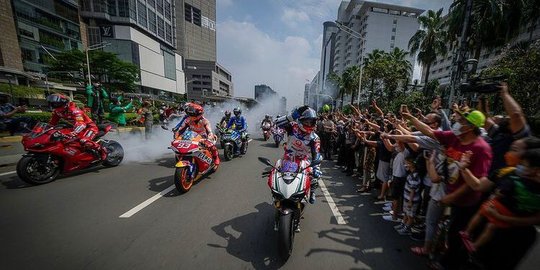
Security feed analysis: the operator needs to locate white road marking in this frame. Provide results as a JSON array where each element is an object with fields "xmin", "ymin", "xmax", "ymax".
[
  {"xmin": 0, "ymin": 171, "xmax": 16, "ymax": 177},
  {"xmin": 248, "ymin": 139, "xmax": 252, "ymax": 143},
  {"xmin": 318, "ymin": 179, "xmax": 346, "ymax": 225},
  {"xmin": 119, "ymin": 185, "xmax": 175, "ymax": 218},
  {"xmin": 374, "ymin": 200, "xmax": 392, "ymax": 205}
]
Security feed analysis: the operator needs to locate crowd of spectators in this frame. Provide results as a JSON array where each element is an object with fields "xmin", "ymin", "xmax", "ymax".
[{"xmin": 315, "ymin": 82, "xmax": 539, "ymax": 270}]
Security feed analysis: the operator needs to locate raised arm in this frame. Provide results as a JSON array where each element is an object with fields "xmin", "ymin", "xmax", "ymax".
[
  {"xmin": 500, "ymin": 82, "xmax": 527, "ymax": 133},
  {"xmin": 402, "ymin": 107, "xmax": 435, "ymax": 139}
]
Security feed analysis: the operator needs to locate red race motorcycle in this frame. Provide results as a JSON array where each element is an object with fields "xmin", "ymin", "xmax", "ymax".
[
  {"xmin": 169, "ymin": 129, "xmax": 218, "ymax": 193},
  {"xmin": 16, "ymin": 122, "xmax": 124, "ymax": 185}
]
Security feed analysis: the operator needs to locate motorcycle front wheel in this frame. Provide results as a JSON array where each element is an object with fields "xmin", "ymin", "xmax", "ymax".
[
  {"xmin": 224, "ymin": 144, "xmax": 234, "ymax": 161},
  {"xmin": 16, "ymin": 155, "xmax": 60, "ymax": 185},
  {"xmin": 240, "ymin": 140, "xmax": 248, "ymax": 154},
  {"xmin": 278, "ymin": 213, "xmax": 295, "ymax": 261},
  {"xmin": 174, "ymin": 167, "xmax": 192, "ymax": 193},
  {"xmin": 275, "ymin": 140, "xmax": 280, "ymax": 148}
]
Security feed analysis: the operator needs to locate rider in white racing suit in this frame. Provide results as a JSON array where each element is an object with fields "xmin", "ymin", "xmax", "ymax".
[{"xmin": 275, "ymin": 106, "xmax": 322, "ymax": 204}]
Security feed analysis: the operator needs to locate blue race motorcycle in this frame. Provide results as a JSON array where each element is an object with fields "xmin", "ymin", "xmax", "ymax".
[{"xmin": 218, "ymin": 127, "xmax": 248, "ymax": 161}]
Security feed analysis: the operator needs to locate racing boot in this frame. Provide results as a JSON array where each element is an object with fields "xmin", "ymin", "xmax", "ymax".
[{"xmin": 309, "ymin": 191, "xmax": 316, "ymax": 204}]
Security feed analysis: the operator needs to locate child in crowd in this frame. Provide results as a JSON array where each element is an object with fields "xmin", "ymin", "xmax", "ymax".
[
  {"xmin": 459, "ymin": 149, "xmax": 540, "ymax": 253},
  {"xmin": 396, "ymin": 156, "xmax": 423, "ymax": 235}
]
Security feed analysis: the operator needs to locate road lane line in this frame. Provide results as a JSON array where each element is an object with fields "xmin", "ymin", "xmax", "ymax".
[
  {"xmin": 119, "ymin": 185, "xmax": 175, "ymax": 218},
  {"xmin": 318, "ymin": 179, "xmax": 346, "ymax": 225},
  {"xmin": 0, "ymin": 171, "xmax": 16, "ymax": 177},
  {"xmin": 248, "ymin": 139, "xmax": 252, "ymax": 142}
]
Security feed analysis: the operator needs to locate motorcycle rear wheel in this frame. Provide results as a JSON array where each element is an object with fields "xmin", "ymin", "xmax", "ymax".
[
  {"xmin": 174, "ymin": 167, "xmax": 192, "ymax": 193},
  {"xmin": 16, "ymin": 155, "xmax": 60, "ymax": 185},
  {"xmin": 102, "ymin": 140, "xmax": 124, "ymax": 167},
  {"xmin": 278, "ymin": 213, "xmax": 295, "ymax": 261}
]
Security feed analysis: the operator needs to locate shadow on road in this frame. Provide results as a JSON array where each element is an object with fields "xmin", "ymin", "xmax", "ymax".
[
  {"xmin": 1, "ymin": 165, "xmax": 107, "ymax": 189},
  {"xmin": 207, "ymin": 202, "xmax": 285, "ymax": 269}
]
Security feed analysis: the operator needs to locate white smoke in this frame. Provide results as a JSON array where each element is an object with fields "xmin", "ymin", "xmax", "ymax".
[{"xmin": 103, "ymin": 96, "xmax": 290, "ymax": 163}]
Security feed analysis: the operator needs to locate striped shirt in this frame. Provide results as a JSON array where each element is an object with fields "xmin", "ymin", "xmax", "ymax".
[{"xmin": 404, "ymin": 172, "xmax": 422, "ymax": 202}]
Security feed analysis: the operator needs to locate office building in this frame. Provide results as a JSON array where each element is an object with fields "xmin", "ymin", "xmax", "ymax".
[
  {"xmin": 254, "ymin": 84, "xmax": 276, "ymax": 101},
  {"xmin": 80, "ymin": 0, "xmax": 185, "ymax": 99},
  {"xmin": 184, "ymin": 59, "xmax": 232, "ymax": 101}
]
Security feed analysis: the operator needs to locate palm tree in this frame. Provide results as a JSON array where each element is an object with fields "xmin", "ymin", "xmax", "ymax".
[
  {"xmin": 408, "ymin": 8, "xmax": 448, "ymax": 92},
  {"xmin": 385, "ymin": 48, "xmax": 413, "ymax": 103},
  {"xmin": 343, "ymin": 65, "xmax": 361, "ymax": 105},
  {"xmin": 363, "ymin": 49, "xmax": 385, "ymax": 102},
  {"xmin": 327, "ymin": 72, "xmax": 346, "ymax": 109}
]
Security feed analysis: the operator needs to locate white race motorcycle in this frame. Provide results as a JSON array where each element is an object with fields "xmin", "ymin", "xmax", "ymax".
[{"xmin": 258, "ymin": 156, "xmax": 320, "ymax": 261}]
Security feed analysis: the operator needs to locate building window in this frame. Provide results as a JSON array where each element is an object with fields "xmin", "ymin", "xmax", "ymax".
[
  {"xmin": 165, "ymin": 23, "xmax": 172, "ymax": 43},
  {"xmin": 148, "ymin": 10, "xmax": 157, "ymax": 33},
  {"xmin": 87, "ymin": 27, "xmax": 102, "ymax": 46},
  {"xmin": 392, "ymin": 27, "xmax": 396, "ymax": 32},
  {"xmin": 163, "ymin": 50, "xmax": 175, "ymax": 80},
  {"xmin": 164, "ymin": 0, "xmax": 171, "ymax": 21},
  {"xmin": 372, "ymin": 7, "xmax": 388, "ymax": 14},
  {"xmin": 137, "ymin": 1, "xmax": 147, "ymax": 27},
  {"xmin": 108, "ymin": 0, "xmax": 117, "ymax": 16},
  {"xmin": 129, "ymin": 0, "xmax": 136, "ymax": 20},
  {"xmin": 391, "ymin": 35, "xmax": 395, "ymax": 40},
  {"xmin": 157, "ymin": 17, "xmax": 164, "ymax": 38},
  {"xmin": 21, "ymin": 48, "xmax": 34, "ymax": 61},
  {"xmin": 93, "ymin": 0, "xmax": 107, "ymax": 13},
  {"xmin": 185, "ymin": 3, "xmax": 201, "ymax": 26},
  {"xmin": 148, "ymin": 0, "xmax": 155, "ymax": 9},
  {"xmin": 19, "ymin": 27, "xmax": 34, "ymax": 39},
  {"xmin": 156, "ymin": 0, "xmax": 163, "ymax": 15},
  {"xmin": 118, "ymin": 0, "xmax": 129, "ymax": 17},
  {"xmin": 393, "ymin": 19, "xmax": 397, "ymax": 24}
]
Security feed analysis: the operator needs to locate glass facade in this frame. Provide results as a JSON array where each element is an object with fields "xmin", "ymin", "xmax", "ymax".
[
  {"xmin": 14, "ymin": 0, "xmax": 82, "ymax": 73},
  {"xmin": 163, "ymin": 50, "xmax": 175, "ymax": 80},
  {"xmin": 81, "ymin": 0, "xmax": 175, "ymax": 47}
]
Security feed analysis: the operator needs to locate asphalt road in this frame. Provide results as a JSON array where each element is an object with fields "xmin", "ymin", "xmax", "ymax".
[{"xmin": 1, "ymin": 134, "xmax": 538, "ymax": 270}]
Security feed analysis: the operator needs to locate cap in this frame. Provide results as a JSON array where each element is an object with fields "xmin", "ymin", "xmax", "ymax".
[{"xmin": 459, "ymin": 110, "xmax": 485, "ymax": 128}]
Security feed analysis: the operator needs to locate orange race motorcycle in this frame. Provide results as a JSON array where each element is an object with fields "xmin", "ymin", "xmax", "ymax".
[{"xmin": 169, "ymin": 129, "xmax": 218, "ymax": 193}]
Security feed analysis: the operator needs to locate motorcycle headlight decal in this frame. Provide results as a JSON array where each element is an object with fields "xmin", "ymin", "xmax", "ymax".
[{"xmin": 281, "ymin": 172, "xmax": 297, "ymax": 184}]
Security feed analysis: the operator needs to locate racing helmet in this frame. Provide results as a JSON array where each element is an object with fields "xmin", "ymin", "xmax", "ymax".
[
  {"xmin": 233, "ymin": 107, "xmax": 242, "ymax": 117},
  {"xmin": 185, "ymin": 103, "xmax": 204, "ymax": 121},
  {"xmin": 47, "ymin": 93, "xmax": 70, "ymax": 109},
  {"xmin": 298, "ymin": 107, "xmax": 317, "ymax": 133}
]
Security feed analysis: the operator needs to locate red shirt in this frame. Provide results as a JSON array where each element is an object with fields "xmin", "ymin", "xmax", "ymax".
[{"xmin": 434, "ymin": 130, "xmax": 492, "ymax": 206}]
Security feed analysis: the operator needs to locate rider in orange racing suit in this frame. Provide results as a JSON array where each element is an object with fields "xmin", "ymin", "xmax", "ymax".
[
  {"xmin": 47, "ymin": 93, "xmax": 107, "ymax": 160},
  {"xmin": 172, "ymin": 103, "xmax": 220, "ymax": 166}
]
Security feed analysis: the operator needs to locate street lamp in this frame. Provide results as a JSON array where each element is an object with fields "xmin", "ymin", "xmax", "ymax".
[
  {"xmin": 85, "ymin": 42, "xmax": 111, "ymax": 85},
  {"xmin": 334, "ymin": 21, "xmax": 365, "ymax": 106}
]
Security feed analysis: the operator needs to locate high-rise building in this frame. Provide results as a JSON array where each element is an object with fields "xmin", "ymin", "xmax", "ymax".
[
  {"xmin": 0, "ymin": 0, "xmax": 23, "ymax": 72},
  {"xmin": 254, "ymin": 84, "xmax": 276, "ymax": 101},
  {"xmin": 11, "ymin": 0, "xmax": 83, "ymax": 74},
  {"xmin": 176, "ymin": 0, "xmax": 233, "ymax": 102},
  {"xmin": 304, "ymin": 83, "xmax": 310, "ymax": 105},
  {"xmin": 80, "ymin": 0, "xmax": 185, "ymax": 99}
]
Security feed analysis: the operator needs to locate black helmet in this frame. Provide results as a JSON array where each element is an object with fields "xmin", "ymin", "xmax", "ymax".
[
  {"xmin": 225, "ymin": 110, "xmax": 231, "ymax": 117},
  {"xmin": 233, "ymin": 107, "xmax": 242, "ymax": 116},
  {"xmin": 298, "ymin": 107, "xmax": 317, "ymax": 133},
  {"xmin": 47, "ymin": 93, "xmax": 69, "ymax": 108}
]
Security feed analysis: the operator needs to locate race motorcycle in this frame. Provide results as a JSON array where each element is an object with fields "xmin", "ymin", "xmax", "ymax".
[
  {"xmin": 258, "ymin": 156, "xmax": 320, "ymax": 260},
  {"xmin": 271, "ymin": 126, "xmax": 285, "ymax": 148},
  {"xmin": 261, "ymin": 122, "xmax": 272, "ymax": 141},
  {"xmin": 16, "ymin": 122, "xmax": 124, "ymax": 185},
  {"xmin": 216, "ymin": 127, "xmax": 246, "ymax": 161},
  {"xmin": 169, "ymin": 129, "xmax": 218, "ymax": 193}
]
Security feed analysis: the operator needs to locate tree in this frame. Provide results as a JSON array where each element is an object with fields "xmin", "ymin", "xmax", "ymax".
[
  {"xmin": 522, "ymin": 0, "xmax": 540, "ymax": 41},
  {"xmin": 363, "ymin": 49, "xmax": 386, "ymax": 103},
  {"xmin": 328, "ymin": 66, "xmax": 361, "ymax": 108},
  {"xmin": 408, "ymin": 8, "xmax": 447, "ymax": 92},
  {"xmin": 48, "ymin": 49, "xmax": 140, "ymax": 91},
  {"xmin": 384, "ymin": 48, "xmax": 412, "ymax": 104}
]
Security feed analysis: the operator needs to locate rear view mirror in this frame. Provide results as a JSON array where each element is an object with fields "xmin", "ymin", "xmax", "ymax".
[{"xmin": 257, "ymin": 157, "xmax": 272, "ymax": 167}]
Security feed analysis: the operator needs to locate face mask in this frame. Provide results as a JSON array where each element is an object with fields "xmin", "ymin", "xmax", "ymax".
[
  {"xmin": 515, "ymin": 164, "xmax": 527, "ymax": 177},
  {"xmin": 451, "ymin": 122, "xmax": 463, "ymax": 136},
  {"xmin": 504, "ymin": 152, "xmax": 520, "ymax": 167}
]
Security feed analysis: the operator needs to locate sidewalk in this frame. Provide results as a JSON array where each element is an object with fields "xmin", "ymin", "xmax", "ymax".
[{"xmin": 0, "ymin": 127, "xmax": 145, "ymax": 166}]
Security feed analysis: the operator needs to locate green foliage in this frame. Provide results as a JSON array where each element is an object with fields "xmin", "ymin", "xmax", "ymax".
[
  {"xmin": 15, "ymin": 112, "xmax": 161, "ymax": 126},
  {"xmin": 48, "ymin": 49, "xmax": 140, "ymax": 91},
  {"xmin": 480, "ymin": 40, "xmax": 540, "ymax": 117},
  {"xmin": 0, "ymin": 84, "xmax": 45, "ymax": 98}
]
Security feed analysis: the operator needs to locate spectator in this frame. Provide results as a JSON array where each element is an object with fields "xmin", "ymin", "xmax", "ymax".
[
  {"xmin": 395, "ymin": 155, "xmax": 423, "ymax": 236},
  {"xmin": 141, "ymin": 101, "xmax": 154, "ymax": 140},
  {"xmin": 0, "ymin": 93, "xmax": 33, "ymax": 135},
  {"xmin": 108, "ymin": 96, "xmax": 133, "ymax": 126}
]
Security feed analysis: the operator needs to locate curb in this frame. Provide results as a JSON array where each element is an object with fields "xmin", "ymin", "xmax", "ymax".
[{"xmin": 0, "ymin": 127, "xmax": 146, "ymax": 143}]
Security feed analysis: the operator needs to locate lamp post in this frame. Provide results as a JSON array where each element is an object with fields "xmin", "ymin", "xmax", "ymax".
[
  {"xmin": 334, "ymin": 21, "xmax": 365, "ymax": 106},
  {"xmin": 85, "ymin": 42, "xmax": 111, "ymax": 85}
]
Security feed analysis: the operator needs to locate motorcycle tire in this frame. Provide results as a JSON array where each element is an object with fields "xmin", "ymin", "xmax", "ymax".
[
  {"xmin": 275, "ymin": 140, "xmax": 280, "ymax": 148},
  {"xmin": 240, "ymin": 141, "xmax": 248, "ymax": 155},
  {"xmin": 16, "ymin": 155, "xmax": 60, "ymax": 185},
  {"xmin": 174, "ymin": 167, "xmax": 192, "ymax": 193},
  {"xmin": 102, "ymin": 140, "xmax": 124, "ymax": 167},
  {"xmin": 224, "ymin": 144, "xmax": 234, "ymax": 161},
  {"xmin": 278, "ymin": 213, "xmax": 294, "ymax": 261}
]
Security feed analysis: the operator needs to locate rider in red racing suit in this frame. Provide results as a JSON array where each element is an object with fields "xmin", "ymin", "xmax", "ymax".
[
  {"xmin": 172, "ymin": 103, "xmax": 220, "ymax": 166},
  {"xmin": 47, "ymin": 93, "xmax": 107, "ymax": 160}
]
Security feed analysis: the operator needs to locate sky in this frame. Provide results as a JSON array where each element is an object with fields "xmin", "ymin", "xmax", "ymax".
[{"xmin": 216, "ymin": 0, "xmax": 452, "ymax": 109}]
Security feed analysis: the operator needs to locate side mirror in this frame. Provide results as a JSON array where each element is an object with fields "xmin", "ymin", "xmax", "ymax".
[
  {"xmin": 257, "ymin": 157, "xmax": 273, "ymax": 167},
  {"xmin": 161, "ymin": 125, "xmax": 169, "ymax": 130}
]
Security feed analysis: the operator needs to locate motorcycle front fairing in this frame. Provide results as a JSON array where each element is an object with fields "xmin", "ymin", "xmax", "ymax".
[{"xmin": 268, "ymin": 159, "xmax": 311, "ymax": 201}]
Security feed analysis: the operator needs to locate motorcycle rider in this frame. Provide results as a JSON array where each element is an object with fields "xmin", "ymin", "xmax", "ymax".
[
  {"xmin": 226, "ymin": 107, "xmax": 248, "ymax": 155},
  {"xmin": 219, "ymin": 110, "xmax": 232, "ymax": 128},
  {"xmin": 172, "ymin": 103, "xmax": 220, "ymax": 166},
  {"xmin": 275, "ymin": 106, "xmax": 322, "ymax": 205},
  {"xmin": 46, "ymin": 93, "xmax": 107, "ymax": 160},
  {"xmin": 261, "ymin": 114, "xmax": 273, "ymax": 129}
]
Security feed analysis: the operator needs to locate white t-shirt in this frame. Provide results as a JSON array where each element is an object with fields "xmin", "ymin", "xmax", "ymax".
[{"xmin": 392, "ymin": 149, "xmax": 408, "ymax": 177}]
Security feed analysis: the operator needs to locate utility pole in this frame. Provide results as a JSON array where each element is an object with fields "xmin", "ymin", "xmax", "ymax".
[{"xmin": 448, "ymin": 0, "xmax": 473, "ymax": 107}]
